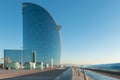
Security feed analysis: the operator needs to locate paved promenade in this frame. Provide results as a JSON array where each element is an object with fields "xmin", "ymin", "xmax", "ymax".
[
  {"xmin": 0, "ymin": 69, "xmax": 66, "ymax": 80},
  {"xmin": 54, "ymin": 67, "xmax": 93, "ymax": 80},
  {"xmin": 72, "ymin": 68, "xmax": 93, "ymax": 80},
  {"xmin": 0, "ymin": 68, "xmax": 94, "ymax": 80}
]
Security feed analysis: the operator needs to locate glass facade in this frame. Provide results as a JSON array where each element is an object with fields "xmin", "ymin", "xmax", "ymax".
[
  {"xmin": 4, "ymin": 49, "xmax": 33, "ymax": 69},
  {"xmin": 4, "ymin": 50, "xmax": 22, "ymax": 63},
  {"xmin": 23, "ymin": 3, "xmax": 61, "ymax": 66}
]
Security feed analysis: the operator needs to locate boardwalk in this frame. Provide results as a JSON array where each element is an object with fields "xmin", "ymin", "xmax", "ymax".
[{"xmin": 0, "ymin": 69, "xmax": 65, "ymax": 80}]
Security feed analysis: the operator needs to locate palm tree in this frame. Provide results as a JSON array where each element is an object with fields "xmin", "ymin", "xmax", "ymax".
[{"xmin": 5, "ymin": 57, "xmax": 11, "ymax": 70}]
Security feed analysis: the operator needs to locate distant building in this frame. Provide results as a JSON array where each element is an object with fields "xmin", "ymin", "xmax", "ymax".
[{"xmin": 4, "ymin": 3, "xmax": 61, "ymax": 68}]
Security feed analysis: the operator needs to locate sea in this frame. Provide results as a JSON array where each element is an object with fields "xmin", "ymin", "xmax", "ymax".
[
  {"xmin": 86, "ymin": 63, "xmax": 120, "ymax": 71},
  {"xmin": 84, "ymin": 63, "xmax": 120, "ymax": 80}
]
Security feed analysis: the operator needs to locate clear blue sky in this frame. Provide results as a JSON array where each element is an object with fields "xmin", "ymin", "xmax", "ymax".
[{"xmin": 0, "ymin": 0, "xmax": 120, "ymax": 64}]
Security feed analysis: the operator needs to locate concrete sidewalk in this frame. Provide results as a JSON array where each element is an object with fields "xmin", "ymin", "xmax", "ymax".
[
  {"xmin": 0, "ymin": 69, "xmax": 66, "ymax": 80},
  {"xmin": 54, "ymin": 67, "xmax": 93, "ymax": 80},
  {"xmin": 72, "ymin": 67, "xmax": 93, "ymax": 80}
]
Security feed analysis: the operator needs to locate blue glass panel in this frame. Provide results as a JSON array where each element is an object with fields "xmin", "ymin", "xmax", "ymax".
[{"xmin": 23, "ymin": 3, "xmax": 61, "ymax": 66}]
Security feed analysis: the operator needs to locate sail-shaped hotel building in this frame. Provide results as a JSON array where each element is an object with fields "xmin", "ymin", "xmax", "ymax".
[
  {"xmin": 23, "ymin": 3, "xmax": 61, "ymax": 66},
  {"xmin": 4, "ymin": 3, "xmax": 61, "ymax": 68}
]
